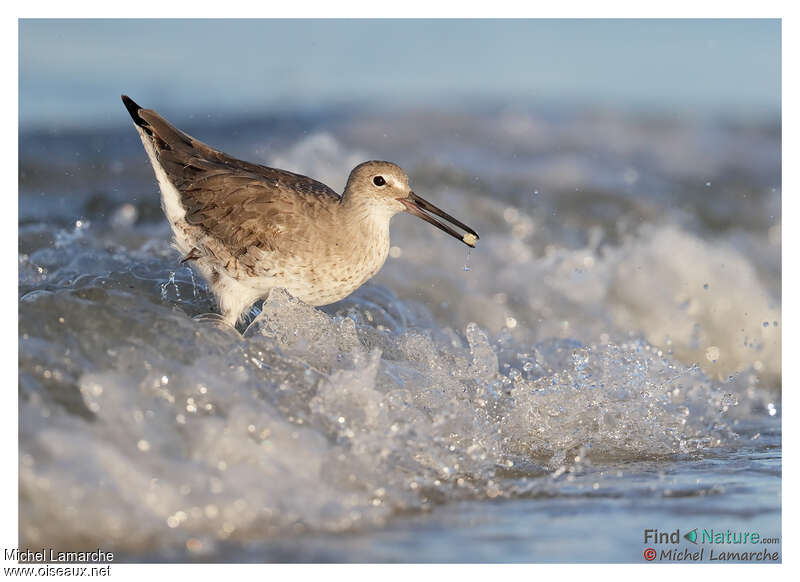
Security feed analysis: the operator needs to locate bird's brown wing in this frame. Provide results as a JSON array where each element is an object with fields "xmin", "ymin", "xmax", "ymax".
[
  {"xmin": 125, "ymin": 98, "xmax": 341, "ymax": 266},
  {"xmin": 171, "ymin": 162, "xmax": 336, "ymax": 256}
]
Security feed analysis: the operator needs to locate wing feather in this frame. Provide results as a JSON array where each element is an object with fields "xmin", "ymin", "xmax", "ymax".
[{"xmin": 134, "ymin": 107, "xmax": 341, "ymax": 263}]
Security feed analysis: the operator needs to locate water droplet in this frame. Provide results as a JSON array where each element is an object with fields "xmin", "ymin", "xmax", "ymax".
[
  {"xmin": 463, "ymin": 248, "xmax": 471, "ymax": 272},
  {"xmin": 160, "ymin": 271, "xmax": 179, "ymax": 300}
]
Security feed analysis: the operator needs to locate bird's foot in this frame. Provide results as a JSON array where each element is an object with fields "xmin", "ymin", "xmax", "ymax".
[{"xmin": 192, "ymin": 312, "xmax": 240, "ymax": 335}]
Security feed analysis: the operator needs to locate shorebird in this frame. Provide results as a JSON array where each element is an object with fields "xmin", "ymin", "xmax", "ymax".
[{"xmin": 122, "ymin": 95, "xmax": 479, "ymax": 326}]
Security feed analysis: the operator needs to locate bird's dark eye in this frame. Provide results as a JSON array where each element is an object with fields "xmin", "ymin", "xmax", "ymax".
[{"xmin": 373, "ymin": 176, "xmax": 386, "ymax": 187}]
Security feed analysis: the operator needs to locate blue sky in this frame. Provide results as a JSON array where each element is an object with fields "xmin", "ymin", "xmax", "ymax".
[{"xmin": 19, "ymin": 19, "xmax": 780, "ymax": 129}]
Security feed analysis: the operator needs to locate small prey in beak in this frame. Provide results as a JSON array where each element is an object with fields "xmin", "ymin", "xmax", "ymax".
[{"xmin": 399, "ymin": 192, "xmax": 480, "ymax": 248}]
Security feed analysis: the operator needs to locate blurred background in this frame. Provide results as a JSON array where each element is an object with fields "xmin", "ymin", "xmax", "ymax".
[
  {"xmin": 19, "ymin": 19, "xmax": 781, "ymax": 562},
  {"xmin": 20, "ymin": 19, "xmax": 780, "ymax": 129}
]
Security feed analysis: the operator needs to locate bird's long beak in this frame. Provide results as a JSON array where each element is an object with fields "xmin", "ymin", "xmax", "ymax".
[{"xmin": 398, "ymin": 192, "xmax": 479, "ymax": 248}]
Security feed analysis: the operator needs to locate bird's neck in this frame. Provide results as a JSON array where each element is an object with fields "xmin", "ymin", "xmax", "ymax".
[
  {"xmin": 340, "ymin": 196, "xmax": 395, "ymax": 236},
  {"xmin": 337, "ymin": 196, "xmax": 393, "ymax": 263}
]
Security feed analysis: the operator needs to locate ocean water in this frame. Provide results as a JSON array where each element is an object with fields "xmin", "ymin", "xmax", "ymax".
[{"xmin": 18, "ymin": 104, "xmax": 781, "ymax": 562}]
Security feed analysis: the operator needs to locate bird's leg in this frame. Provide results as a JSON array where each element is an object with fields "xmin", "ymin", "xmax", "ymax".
[
  {"xmin": 238, "ymin": 288, "xmax": 278, "ymax": 336},
  {"xmin": 210, "ymin": 276, "xmax": 263, "ymax": 332}
]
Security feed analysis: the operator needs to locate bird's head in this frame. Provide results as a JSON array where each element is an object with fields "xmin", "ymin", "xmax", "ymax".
[{"xmin": 343, "ymin": 160, "xmax": 479, "ymax": 247}]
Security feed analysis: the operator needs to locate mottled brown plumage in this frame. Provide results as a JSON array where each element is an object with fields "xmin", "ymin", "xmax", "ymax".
[{"xmin": 122, "ymin": 95, "xmax": 479, "ymax": 326}]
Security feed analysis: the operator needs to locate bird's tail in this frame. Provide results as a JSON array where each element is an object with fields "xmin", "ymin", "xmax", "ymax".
[
  {"xmin": 121, "ymin": 94, "xmax": 155, "ymax": 136},
  {"xmin": 120, "ymin": 94, "xmax": 196, "ymax": 153}
]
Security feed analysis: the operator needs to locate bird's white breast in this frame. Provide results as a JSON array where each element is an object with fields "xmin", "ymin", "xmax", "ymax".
[{"xmin": 246, "ymin": 211, "xmax": 392, "ymax": 306}]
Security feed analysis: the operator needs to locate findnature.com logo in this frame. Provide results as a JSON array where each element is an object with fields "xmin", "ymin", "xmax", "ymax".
[{"xmin": 642, "ymin": 528, "xmax": 780, "ymax": 562}]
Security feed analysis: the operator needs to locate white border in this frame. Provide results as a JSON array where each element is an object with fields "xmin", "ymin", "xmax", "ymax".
[{"xmin": 5, "ymin": 4, "xmax": 790, "ymax": 578}]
